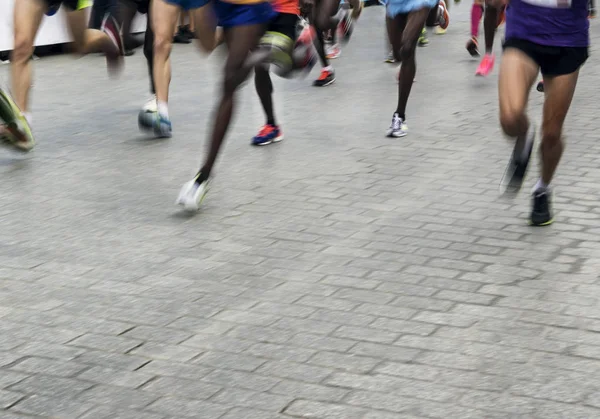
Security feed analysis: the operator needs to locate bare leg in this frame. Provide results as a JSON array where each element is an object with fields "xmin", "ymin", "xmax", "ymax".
[
  {"xmin": 65, "ymin": 9, "xmax": 117, "ymax": 55},
  {"xmin": 539, "ymin": 72, "xmax": 579, "ymax": 184},
  {"xmin": 200, "ymin": 24, "xmax": 267, "ymax": 177},
  {"xmin": 498, "ymin": 48, "xmax": 539, "ymax": 143},
  {"xmin": 391, "ymin": 8, "xmax": 430, "ymax": 119},
  {"xmin": 254, "ymin": 66, "xmax": 276, "ymax": 125},
  {"xmin": 151, "ymin": 0, "xmax": 179, "ymax": 104},
  {"xmin": 11, "ymin": 0, "xmax": 45, "ymax": 112}
]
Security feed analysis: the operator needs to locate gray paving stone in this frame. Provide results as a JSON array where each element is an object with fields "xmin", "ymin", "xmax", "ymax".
[{"xmin": 2, "ymin": 7, "xmax": 600, "ymax": 419}]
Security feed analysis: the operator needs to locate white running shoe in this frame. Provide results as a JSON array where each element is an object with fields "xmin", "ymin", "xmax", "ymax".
[
  {"xmin": 176, "ymin": 175, "xmax": 210, "ymax": 211},
  {"xmin": 386, "ymin": 113, "xmax": 408, "ymax": 137}
]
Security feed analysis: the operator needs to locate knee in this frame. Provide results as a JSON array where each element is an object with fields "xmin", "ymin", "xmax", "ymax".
[
  {"xmin": 222, "ymin": 68, "xmax": 238, "ymax": 95},
  {"xmin": 153, "ymin": 35, "xmax": 171, "ymax": 57},
  {"xmin": 399, "ymin": 42, "xmax": 415, "ymax": 62},
  {"xmin": 315, "ymin": 15, "xmax": 329, "ymax": 31},
  {"xmin": 500, "ymin": 109, "xmax": 525, "ymax": 137},
  {"xmin": 541, "ymin": 125, "xmax": 562, "ymax": 147},
  {"xmin": 12, "ymin": 34, "xmax": 34, "ymax": 64}
]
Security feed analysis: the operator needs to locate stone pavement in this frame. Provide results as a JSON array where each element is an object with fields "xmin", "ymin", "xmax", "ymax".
[{"xmin": 1, "ymin": 6, "xmax": 600, "ymax": 419}]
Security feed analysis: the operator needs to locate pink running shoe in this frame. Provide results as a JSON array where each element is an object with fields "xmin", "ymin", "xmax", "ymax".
[{"xmin": 475, "ymin": 53, "xmax": 495, "ymax": 76}]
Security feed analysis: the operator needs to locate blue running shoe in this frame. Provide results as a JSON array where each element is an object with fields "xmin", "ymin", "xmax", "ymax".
[{"xmin": 252, "ymin": 124, "xmax": 283, "ymax": 146}]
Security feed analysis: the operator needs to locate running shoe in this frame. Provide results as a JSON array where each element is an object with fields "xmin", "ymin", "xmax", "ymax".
[
  {"xmin": 530, "ymin": 188, "xmax": 553, "ymax": 226},
  {"xmin": 466, "ymin": 36, "xmax": 479, "ymax": 57},
  {"xmin": 418, "ymin": 28, "xmax": 429, "ymax": 46},
  {"xmin": 313, "ymin": 69, "xmax": 335, "ymax": 87},
  {"xmin": 326, "ymin": 43, "xmax": 341, "ymax": 59},
  {"xmin": 385, "ymin": 50, "xmax": 396, "ymax": 63},
  {"xmin": 337, "ymin": 9, "xmax": 354, "ymax": 44},
  {"xmin": 386, "ymin": 113, "xmax": 408, "ymax": 138},
  {"xmin": 0, "ymin": 89, "xmax": 34, "ymax": 152},
  {"xmin": 138, "ymin": 110, "xmax": 172, "ymax": 138},
  {"xmin": 437, "ymin": 0, "xmax": 450, "ymax": 30},
  {"xmin": 101, "ymin": 13, "xmax": 124, "ymax": 75},
  {"xmin": 536, "ymin": 80, "xmax": 544, "ymax": 93},
  {"xmin": 500, "ymin": 123, "xmax": 535, "ymax": 195},
  {"xmin": 176, "ymin": 173, "xmax": 211, "ymax": 211},
  {"xmin": 590, "ymin": 7, "xmax": 597, "ymax": 17},
  {"xmin": 252, "ymin": 124, "xmax": 283, "ymax": 146},
  {"xmin": 173, "ymin": 26, "xmax": 192, "ymax": 44},
  {"xmin": 475, "ymin": 53, "xmax": 495, "ymax": 76}
]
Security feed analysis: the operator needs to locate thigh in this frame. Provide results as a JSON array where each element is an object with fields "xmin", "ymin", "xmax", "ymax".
[
  {"xmin": 192, "ymin": 4, "xmax": 217, "ymax": 52},
  {"xmin": 65, "ymin": 8, "xmax": 91, "ymax": 50},
  {"xmin": 268, "ymin": 13, "xmax": 298, "ymax": 41},
  {"xmin": 542, "ymin": 71, "xmax": 579, "ymax": 135},
  {"xmin": 386, "ymin": 13, "xmax": 407, "ymax": 49},
  {"xmin": 151, "ymin": 0, "xmax": 181, "ymax": 39},
  {"xmin": 402, "ymin": 7, "xmax": 430, "ymax": 47},
  {"xmin": 498, "ymin": 45, "xmax": 539, "ymax": 117},
  {"xmin": 13, "ymin": 0, "xmax": 47, "ymax": 47}
]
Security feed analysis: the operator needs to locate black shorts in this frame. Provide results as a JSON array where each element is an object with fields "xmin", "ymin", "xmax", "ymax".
[
  {"xmin": 268, "ymin": 12, "xmax": 299, "ymax": 41},
  {"xmin": 503, "ymin": 38, "xmax": 588, "ymax": 77}
]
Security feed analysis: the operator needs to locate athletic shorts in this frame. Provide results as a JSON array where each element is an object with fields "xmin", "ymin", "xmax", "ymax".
[
  {"xmin": 213, "ymin": 0, "xmax": 276, "ymax": 28},
  {"xmin": 45, "ymin": 0, "xmax": 91, "ymax": 12},
  {"xmin": 386, "ymin": 0, "xmax": 437, "ymax": 17},
  {"xmin": 268, "ymin": 12, "xmax": 299, "ymax": 41},
  {"xmin": 164, "ymin": 0, "xmax": 209, "ymax": 11},
  {"xmin": 503, "ymin": 38, "xmax": 589, "ymax": 77}
]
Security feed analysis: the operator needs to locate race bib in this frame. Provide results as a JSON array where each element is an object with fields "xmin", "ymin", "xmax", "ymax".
[{"xmin": 521, "ymin": 0, "xmax": 571, "ymax": 8}]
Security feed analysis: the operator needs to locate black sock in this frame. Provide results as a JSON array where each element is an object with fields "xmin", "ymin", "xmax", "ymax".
[
  {"xmin": 267, "ymin": 118, "xmax": 275, "ymax": 126},
  {"xmin": 195, "ymin": 170, "xmax": 210, "ymax": 185}
]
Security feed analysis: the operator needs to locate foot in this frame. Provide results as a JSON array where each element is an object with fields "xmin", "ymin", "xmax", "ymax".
[
  {"xmin": 386, "ymin": 113, "xmax": 408, "ymax": 138},
  {"xmin": 536, "ymin": 80, "xmax": 544, "ymax": 92},
  {"xmin": 176, "ymin": 173, "xmax": 211, "ymax": 211},
  {"xmin": 475, "ymin": 53, "xmax": 495, "ymax": 76},
  {"xmin": 530, "ymin": 188, "xmax": 553, "ymax": 226},
  {"xmin": 385, "ymin": 50, "xmax": 396, "ymax": 63},
  {"xmin": 138, "ymin": 109, "xmax": 172, "ymax": 138},
  {"xmin": 326, "ymin": 43, "xmax": 341, "ymax": 59},
  {"xmin": 101, "ymin": 13, "xmax": 125, "ymax": 76},
  {"xmin": 418, "ymin": 28, "xmax": 429, "ymax": 46},
  {"xmin": 500, "ymin": 123, "xmax": 535, "ymax": 194},
  {"xmin": 0, "ymin": 89, "xmax": 34, "ymax": 152},
  {"xmin": 252, "ymin": 124, "xmax": 283, "ymax": 146},
  {"xmin": 313, "ymin": 68, "xmax": 335, "ymax": 87},
  {"xmin": 466, "ymin": 37, "xmax": 479, "ymax": 57},
  {"xmin": 437, "ymin": 0, "xmax": 450, "ymax": 30}
]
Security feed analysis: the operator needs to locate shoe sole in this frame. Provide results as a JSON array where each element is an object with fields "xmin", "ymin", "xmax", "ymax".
[
  {"xmin": 314, "ymin": 78, "xmax": 336, "ymax": 87},
  {"xmin": 252, "ymin": 134, "xmax": 284, "ymax": 146},
  {"xmin": 529, "ymin": 218, "xmax": 554, "ymax": 227}
]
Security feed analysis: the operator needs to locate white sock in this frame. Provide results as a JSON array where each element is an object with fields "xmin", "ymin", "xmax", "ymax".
[
  {"xmin": 323, "ymin": 65, "xmax": 333, "ymax": 72},
  {"xmin": 533, "ymin": 178, "xmax": 548, "ymax": 193},
  {"xmin": 23, "ymin": 112, "xmax": 32, "ymax": 126},
  {"xmin": 157, "ymin": 100, "xmax": 169, "ymax": 118}
]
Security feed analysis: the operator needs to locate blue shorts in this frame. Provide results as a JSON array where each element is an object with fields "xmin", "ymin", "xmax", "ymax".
[
  {"xmin": 164, "ymin": 0, "xmax": 208, "ymax": 11},
  {"xmin": 213, "ymin": 0, "xmax": 276, "ymax": 28},
  {"xmin": 386, "ymin": 0, "xmax": 437, "ymax": 17}
]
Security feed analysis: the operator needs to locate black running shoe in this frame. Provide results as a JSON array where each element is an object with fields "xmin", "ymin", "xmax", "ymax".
[
  {"xmin": 530, "ymin": 189, "xmax": 553, "ymax": 226},
  {"xmin": 313, "ymin": 69, "xmax": 335, "ymax": 87},
  {"xmin": 536, "ymin": 80, "xmax": 544, "ymax": 92},
  {"xmin": 173, "ymin": 27, "xmax": 192, "ymax": 44},
  {"xmin": 500, "ymin": 124, "xmax": 535, "ymax": 195}
]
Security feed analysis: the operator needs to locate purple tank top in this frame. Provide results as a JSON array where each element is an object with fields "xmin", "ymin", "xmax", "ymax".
[{"xmin": 505, "ymin": 0, "xmax": 589, "ymax": 47}]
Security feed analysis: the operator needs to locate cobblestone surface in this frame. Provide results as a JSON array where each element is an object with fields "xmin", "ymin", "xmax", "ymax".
[{"xmin": 1, "ymin": 5, "xmax": 600, "ymax": 418}]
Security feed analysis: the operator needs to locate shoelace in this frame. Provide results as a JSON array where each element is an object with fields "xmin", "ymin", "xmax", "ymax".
[{"xmin": 391, "ymin": 115, "xmax": 402, "ymax": 131}]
